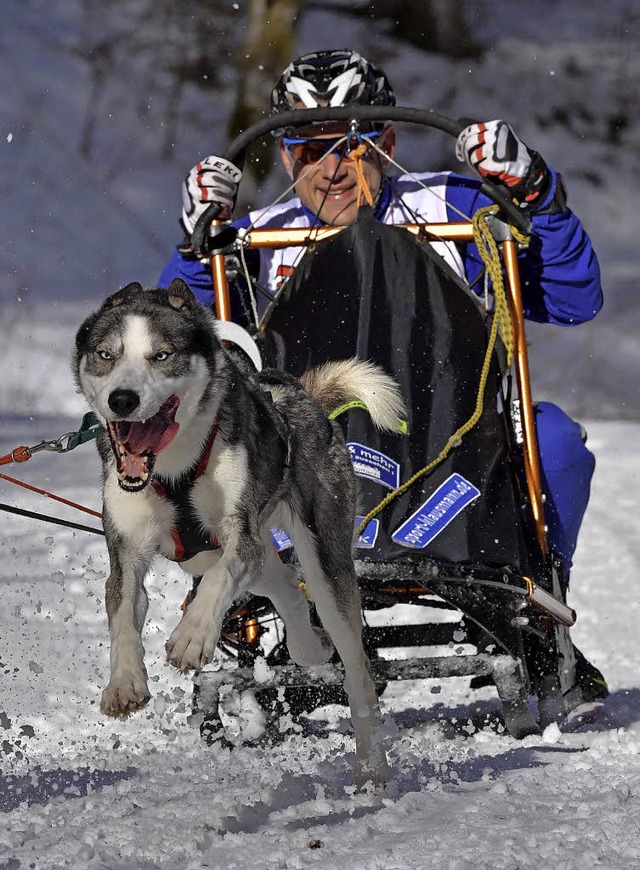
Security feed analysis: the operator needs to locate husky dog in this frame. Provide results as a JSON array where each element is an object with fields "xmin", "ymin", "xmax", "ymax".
[{"xmin": 73, "ymin": 279, "xmax": 406, "ymax": 788}]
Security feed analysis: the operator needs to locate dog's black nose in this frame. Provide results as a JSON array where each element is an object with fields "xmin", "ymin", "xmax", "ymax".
[{"xmin": 108, "ymin": 389, "xmax": 140, "ymax": 417}]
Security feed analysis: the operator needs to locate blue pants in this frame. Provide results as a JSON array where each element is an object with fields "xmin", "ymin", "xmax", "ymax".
[{"xmin": 535, "ymin": 401, "xmax": 595, "ymax": 572}]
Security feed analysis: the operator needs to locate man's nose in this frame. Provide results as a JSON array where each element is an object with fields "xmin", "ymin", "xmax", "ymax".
[{"xmin": 319, "ymin": 153, "xmax": 349, "ymax": 179}]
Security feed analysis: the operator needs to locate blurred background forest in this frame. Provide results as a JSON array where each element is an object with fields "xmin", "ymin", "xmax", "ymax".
[{"xmin": 1, "ymin": 0, "xmax": 639, "ymax": 418}]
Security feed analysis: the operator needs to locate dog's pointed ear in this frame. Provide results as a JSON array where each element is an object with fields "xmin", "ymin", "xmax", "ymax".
[
  {"xmin": 167, "ymin": 278, "xmax": 197, "ymax": 311},
  {"xmin": 74, "ymin": 311, "xmax": 100, "ymax": 356},
  {"xmin": 103, "ymin": 282, "xmax": 143, "ymax": 310}
]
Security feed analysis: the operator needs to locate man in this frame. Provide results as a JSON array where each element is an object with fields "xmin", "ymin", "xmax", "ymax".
[
  {"xmin": 160, "ymin": 49, "xmax": 603, "ymax": 577},
  {"xmin": 159, "ymin": 50, "xmax": 603, "ymax": 615},
  {"xmin": 161, "ymin": 51, "xmax": 602, "ymax": 328}
]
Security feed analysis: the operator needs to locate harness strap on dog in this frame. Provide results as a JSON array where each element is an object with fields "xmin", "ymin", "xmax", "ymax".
[
  {"xmin": 253, "ymin": 369, "xmax": 295, "ymax": 469},
  {"xmin": 257, "ymin": 407, "xmax": 293, "ymax": 527},
  {"xmin": 151, "ymin": 414, "xmax": 222, "ymax": 562}
]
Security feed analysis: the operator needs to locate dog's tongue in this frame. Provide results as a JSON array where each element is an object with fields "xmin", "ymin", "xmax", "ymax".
[{"xmin": 122, "ymin": 395, "xmax": 180, "ymax": 455}]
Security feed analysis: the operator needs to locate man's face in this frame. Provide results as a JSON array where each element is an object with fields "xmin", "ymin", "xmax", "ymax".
[{"xmin": 279, "ymin": 123, "xmax": 396, "ymax": 226}]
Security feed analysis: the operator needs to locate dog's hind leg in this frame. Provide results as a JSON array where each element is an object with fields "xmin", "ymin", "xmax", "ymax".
[
  {"xmin": 290, "ymin": 522, "xmax": 389, "ymax": 790},
  {"xmin": 101, "ymin": 522, "xmax": 154, "ymax": 718},
  {"xmin": 249, "ymin": 538, "xmax": 334, "ymax": 666}
]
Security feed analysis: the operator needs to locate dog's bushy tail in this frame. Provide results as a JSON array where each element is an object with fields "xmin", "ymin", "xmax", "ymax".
[{"xmin": 300, "ymin": 359, "xmax": 406, "ymax": 432}]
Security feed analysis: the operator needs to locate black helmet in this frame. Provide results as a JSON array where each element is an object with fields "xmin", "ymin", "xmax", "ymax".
[{"xmin": 270, "ymin": 49, "xmax": 395, "ymax": 131}]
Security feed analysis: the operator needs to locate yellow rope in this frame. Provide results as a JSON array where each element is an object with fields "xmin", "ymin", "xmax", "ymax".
[
  {"xmin": 354, "ymin": 206, "xmax": 527, "ymax": 537},
  {"xmin": 350, "ymin": 143, "xmax": 374, "ymax": 207},
  {"xmin": 470, "ymin": 204, "xmax": 529, "ymax": 368}
]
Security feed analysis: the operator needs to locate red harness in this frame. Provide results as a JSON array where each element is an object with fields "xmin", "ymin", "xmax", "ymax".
[{"xmin": 151, "ymin": 418, "xmax": 221, "ymax": 562}]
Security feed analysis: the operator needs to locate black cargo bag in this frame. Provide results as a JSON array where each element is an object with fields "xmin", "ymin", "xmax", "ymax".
[{"xmin": 261, "ymin": 208, "xmax": 530, "ymax": 571}]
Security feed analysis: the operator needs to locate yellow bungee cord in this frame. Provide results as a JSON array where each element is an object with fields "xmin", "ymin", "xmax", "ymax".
[{"xmin": 351, "ymin": 204, "xmax": 528, "ymax": 537}]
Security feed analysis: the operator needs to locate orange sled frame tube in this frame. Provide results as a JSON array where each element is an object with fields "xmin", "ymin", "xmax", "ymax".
[{"xmin": 209, "ymin": 220, "xmax": 548, "ymax": 558}]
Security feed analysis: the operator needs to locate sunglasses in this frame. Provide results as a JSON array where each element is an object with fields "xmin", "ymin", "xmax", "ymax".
[{"xmin": 283, "ymin": 131, "xmax": 382, "ymax": 166}]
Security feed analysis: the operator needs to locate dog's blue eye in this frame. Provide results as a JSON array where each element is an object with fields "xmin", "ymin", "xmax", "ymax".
[
  {"xmin": 154, "ymin": 351, "xmax": 171, "ymax": 361},
  {"xmin": 98, "ymin": 350, "xmax": 113, "ymax": 360}
]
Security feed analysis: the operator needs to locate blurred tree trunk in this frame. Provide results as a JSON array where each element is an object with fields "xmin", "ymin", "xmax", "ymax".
[
  {"xmin": 78, "ymin": 0, "xmax": 115, "ymax": 158},
  {"xmin": 228, "ymin": 0, "xmax": 304, "ymax": 211}
]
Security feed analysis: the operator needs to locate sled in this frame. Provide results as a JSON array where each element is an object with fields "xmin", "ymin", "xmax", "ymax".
[{"xmin": 188, "ymin": 107, "xmax": 602, "ymax": 742}]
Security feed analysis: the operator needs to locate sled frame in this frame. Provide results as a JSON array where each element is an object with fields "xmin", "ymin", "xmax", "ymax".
[
  {"xmin": 193, "ymin": 107, "xmax": 581, "ymax": 740},
  {"xmin": 211, "ymin": 221, "xmax": 547, "ymax": 557}
]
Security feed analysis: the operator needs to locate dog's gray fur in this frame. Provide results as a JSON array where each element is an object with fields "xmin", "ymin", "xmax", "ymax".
[{"xmin": 73, "ymin": 279, "xmax": 406, "ymax": 788}]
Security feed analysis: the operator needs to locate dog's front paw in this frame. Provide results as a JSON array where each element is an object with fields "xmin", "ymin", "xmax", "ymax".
[
  {"xmin": 101, "ymin": 671, "xmax": 150, "ymax": 717},
  {"xmin": 165, "ymin": 611, "xmax": 216, "ymax": 672}
]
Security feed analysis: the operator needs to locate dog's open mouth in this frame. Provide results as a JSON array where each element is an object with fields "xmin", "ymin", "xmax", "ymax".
[{"xmin": 107, "ymin": 395, "xmax": 180, "ymax": 492}]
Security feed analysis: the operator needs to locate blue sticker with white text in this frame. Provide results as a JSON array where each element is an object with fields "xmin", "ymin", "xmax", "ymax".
[
  {"xmin": 355, "ymin": 516, "xmax": 379, "ymax": 549},
  {"xmin": 347, "ymin": 443, "xmax": 400, "ymax": 491},
  {"xmin": 391, "ymin": 473, "xmax": 481, "ymax": 549},
  {"xmin": 271, "ymin": 528, "xmax": 293, "ymax": 553}
]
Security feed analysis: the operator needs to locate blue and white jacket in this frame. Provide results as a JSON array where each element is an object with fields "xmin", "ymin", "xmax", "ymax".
[{"xmin": 159, "ymin": 169, "xmax": 603, "ymax": 327}]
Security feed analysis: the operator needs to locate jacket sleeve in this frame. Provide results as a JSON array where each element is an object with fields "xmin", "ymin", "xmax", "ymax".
[
  {"xmin": 158, "ymin": 214, "xmax": 256, "ymax": 320},
  {"xmin": 444, "ymin": 172, "xmax": 603, "ymax": 326},
  {"xmin": 158, "ymin": 248, "xmax": 217, "ymax": 308}
]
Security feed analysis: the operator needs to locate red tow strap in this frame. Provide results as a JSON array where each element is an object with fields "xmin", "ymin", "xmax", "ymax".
[{"xmin": 0, "ymin": 470, "xmax": 102, "ymax": 518}]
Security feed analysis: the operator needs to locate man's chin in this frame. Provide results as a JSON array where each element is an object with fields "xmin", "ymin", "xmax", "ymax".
[{"xmin": 315, "ymin": 200, "xmax": 360, "ymax": 226}]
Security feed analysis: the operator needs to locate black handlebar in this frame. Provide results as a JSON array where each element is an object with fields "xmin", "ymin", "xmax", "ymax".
[
  {"xmin": 192, "ymin": 105, "xmax": 532, "ymax": 251},
  {"xmin": 222, "ymin": 106, "xmax": 466, "ymax": 164}
]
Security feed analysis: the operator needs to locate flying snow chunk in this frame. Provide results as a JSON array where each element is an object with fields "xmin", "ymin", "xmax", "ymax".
[
  {"xmin": 253, "ymin": 657, "xmax": 273, "ymax": 684},
  {"xmin": 541, "ymin": 722, "xmax": 562, "ymax": 744}
]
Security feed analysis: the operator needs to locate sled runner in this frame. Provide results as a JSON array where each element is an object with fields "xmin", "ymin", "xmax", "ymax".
[{"xmin": 186, "ymin": 107, "xmax": 605, "ymax": 741}]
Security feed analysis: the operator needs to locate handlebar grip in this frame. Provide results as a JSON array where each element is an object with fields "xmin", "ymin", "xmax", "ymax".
[{"xmin": 191, "ymin": 202, "xmax": 224, "ymax": 258}]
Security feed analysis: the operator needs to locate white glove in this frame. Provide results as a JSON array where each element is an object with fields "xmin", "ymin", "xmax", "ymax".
[
  {"xmin": 181, "ymin": 156, "xmax": 242, "ymax": 235},
  {"xmin": 455, "ymin": 120, "xmax": 549, "ymax": 205}
]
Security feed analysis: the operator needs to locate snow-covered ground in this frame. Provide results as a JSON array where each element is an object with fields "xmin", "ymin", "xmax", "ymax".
[
  {"xmin": 2, "ymin": 1, "xmax": 640, "ymax": 867},
  {"xmin": 0, "ymin": 415, "xmax": 639, "ymax": 869}
]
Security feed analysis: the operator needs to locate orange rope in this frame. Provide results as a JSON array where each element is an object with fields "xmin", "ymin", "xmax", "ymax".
[
  {"xmin": 1, "ymin": 446, "xmax": 36, "ymax": 465},
  {"xmin": 0, "ymin": 470, "xmax": 102, "ymax": 518},
  {"xmin": 350, "ymin": 143, "xmax": 374, "ymax": 207}
]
